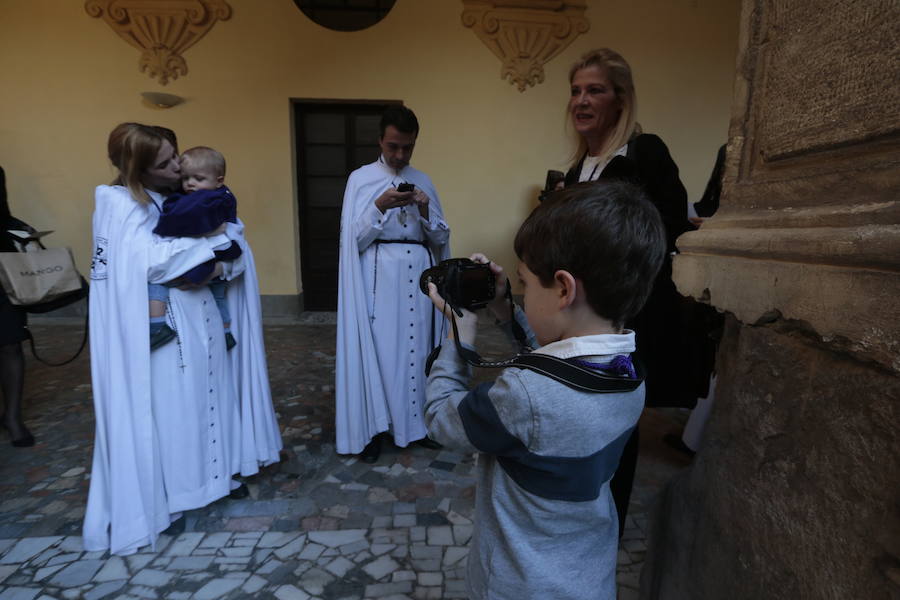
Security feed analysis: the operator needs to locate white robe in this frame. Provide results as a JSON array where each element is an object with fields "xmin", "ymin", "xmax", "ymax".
[
  {"xmin": 336, "ymin": 160, "xmax": 451, "ymax": 454},
  {"xmin": 223, "ymin": 219, "xmax": 283, "ymax": 475},
  {"xmin": 84, "ymin": 185, "xmax": 242, "ymax": 556}
]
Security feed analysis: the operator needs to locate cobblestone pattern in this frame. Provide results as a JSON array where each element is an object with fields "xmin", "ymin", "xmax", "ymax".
[{"xmin": 0, "ymin": 318, "xmax": 688, "ymax": 598}]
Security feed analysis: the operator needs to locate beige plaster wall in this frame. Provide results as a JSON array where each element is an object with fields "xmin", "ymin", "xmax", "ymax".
[{"xmin": 0, "ymin": 0, "xmax": 740, "ymax": 297}]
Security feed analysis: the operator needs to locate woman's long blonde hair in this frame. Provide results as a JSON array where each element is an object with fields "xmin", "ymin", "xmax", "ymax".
[
  {"xmin": 567, "ymin": 48, "xmax": 639, "ymax": 167},
  {"xmin": 107, "ymin": 122, "xmax": 165, "ymax": 205}
]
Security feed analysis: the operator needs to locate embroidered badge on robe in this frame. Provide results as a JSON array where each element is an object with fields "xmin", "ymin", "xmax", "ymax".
[{"xmin": 91, "ymin": 236, "xmax": 108, "ymax": 280}]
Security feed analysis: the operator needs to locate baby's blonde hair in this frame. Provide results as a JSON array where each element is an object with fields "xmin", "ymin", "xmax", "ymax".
[{"xmin": 181, "ymin": 146, "xmax": 226, "ymax": 178}]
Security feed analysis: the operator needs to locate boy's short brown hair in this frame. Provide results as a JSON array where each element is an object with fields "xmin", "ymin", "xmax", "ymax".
[
  {"xmin": 180, "ymin": 146, "xmax": 226, "ymax": 178},
  {"xmin": 514, "ymin": 181, "xmax": 665, "ymax": 328}
]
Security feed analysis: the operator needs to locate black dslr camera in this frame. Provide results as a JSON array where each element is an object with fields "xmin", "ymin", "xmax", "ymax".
[{"xmin": 420, "ymin": 258, "xmax": 495, "ymax": 311}]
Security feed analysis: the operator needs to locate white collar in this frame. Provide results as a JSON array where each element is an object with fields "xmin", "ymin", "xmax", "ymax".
[
  {"xmin": 585, "ymin": 143, "xmax": 629, "ymax": 162},
  {"xmin": 535, "ymin": 330, "xmax": 635, "ymax": 360},
  {"xmin": 580, "ymin": 144, "xmax": 629, "ymax": 182},
  {"xmin": 145, "ymin": 188, "xmax": 167, "ymax": 213},
  {"xmin": 378, "ymin": 154, "xmax": 406, "ymax": 178}
]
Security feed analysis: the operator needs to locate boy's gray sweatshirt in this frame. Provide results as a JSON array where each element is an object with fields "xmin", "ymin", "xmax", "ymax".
[{"xmin": 425, "ymin": 316, "xmax": 643, "ymax": 599}]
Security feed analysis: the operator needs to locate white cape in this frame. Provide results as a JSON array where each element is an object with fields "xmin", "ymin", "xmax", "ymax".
[
  {"xmin": 224, "ymin": 219, "xmax": 283, "ymax": 475},
  {"xmin": 84, "ymin": 186, "xmax": 242, "ymax": 555},
  {"xmin": 336, "ymin": 160, "xmax": 450, "ymax": 454}
]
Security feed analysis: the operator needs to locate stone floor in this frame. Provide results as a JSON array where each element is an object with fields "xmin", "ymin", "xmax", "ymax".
[{"xmin": 0, "ymin": 316, "xmax": 692, "ymax": 599}]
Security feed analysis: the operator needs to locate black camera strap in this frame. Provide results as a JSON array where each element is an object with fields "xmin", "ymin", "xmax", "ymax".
[{"xmin": 501, "ymin": 353, "xmax": 642, "ymax": 393}]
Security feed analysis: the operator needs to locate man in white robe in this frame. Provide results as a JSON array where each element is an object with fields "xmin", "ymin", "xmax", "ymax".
[{"xmin": 336, "ymin": 106, "xmax": 451, "ymax": 460}]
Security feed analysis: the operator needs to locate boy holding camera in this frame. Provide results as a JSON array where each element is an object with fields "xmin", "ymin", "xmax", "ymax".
[{"xmin": 424, "ymin": 181, "xmax": 666, "ymax": 599}]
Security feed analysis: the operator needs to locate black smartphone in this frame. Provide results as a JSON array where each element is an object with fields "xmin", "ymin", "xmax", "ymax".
[
  {"xmin": 539, "ymin": 170, "xmax": 565, "ymax": 202},
  {"xmin": 397, "ymin": 183, "xmax": 415, "ymax": 193}
]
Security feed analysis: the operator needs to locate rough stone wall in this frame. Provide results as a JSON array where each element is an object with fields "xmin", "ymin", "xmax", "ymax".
[
  {"xmin": 642, "ymin": 316, "xmax": 900, "ymax": 599},
  {"xmin": 643, "ymin": 0, "xmax": 900, "ymax": 597}
]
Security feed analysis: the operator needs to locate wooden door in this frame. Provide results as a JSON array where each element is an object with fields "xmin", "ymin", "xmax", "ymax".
[{"xmin": 295, "ymin": 101, "xmax": 396, "ymax": 310}]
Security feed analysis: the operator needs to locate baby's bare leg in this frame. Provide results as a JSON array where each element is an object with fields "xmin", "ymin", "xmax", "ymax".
[{"xmin": 149, "ymin": 300, "xmax": 167, "ymax": 318}]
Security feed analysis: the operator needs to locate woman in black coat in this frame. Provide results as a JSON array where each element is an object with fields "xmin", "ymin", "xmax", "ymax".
[
  {"xmin": 563, "ymin": 48, "xmax": 694, "ymax": 534},
  {"xmin": 0, "ymin": 166, "xmax": 34, "ymax": 446}
]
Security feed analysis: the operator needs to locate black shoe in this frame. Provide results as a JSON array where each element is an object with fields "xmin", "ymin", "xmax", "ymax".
[
  {"xmin": 359, "ymin": 437, "xmax": 381, "ymax": 463},
  {"xmin": 150, "ymin": 324, "xmax": 176, "ymax": 350},
  {"xmin": 162, "ymin": 515, "xmax": 186, "ymax": 536},
  {"xmin": 415, "ymin": 437, "xmax": 443, "ymax": 450},
  {"xmin": 229, "ymin": 483, "xmax": 249, "ymax": 499},
  {"xmin": 0, "ymin": 415, "xmax": 35, "ymax": 448},
  {"xmin": 11, "ymin": 430, "xmax": 35, "ymax": 448},
  {"xmin": 663, "ymin": 433, "xmax": 695, "ymax": 457},
  {"xmin": 225, "ymin": 332, "xmax": 237, "ymax": 351}
]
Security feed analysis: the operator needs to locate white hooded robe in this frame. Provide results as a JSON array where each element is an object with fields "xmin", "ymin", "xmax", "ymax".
[
  {"xmin": 336, "ymin": 160, "xmax": 450, "ymax": 454},
  {"xmin": 224, "ymin": 219, "xmax": 283, "ymax": 475},
  {"xmin": 84, "ymin": 185, "xmax": 242, "ymax": 555}
]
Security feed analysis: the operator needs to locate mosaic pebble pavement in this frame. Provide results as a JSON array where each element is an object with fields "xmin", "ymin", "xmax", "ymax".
[{"xmin": 0, "ymin": 315, "xmax": 690, "ymax": 599}]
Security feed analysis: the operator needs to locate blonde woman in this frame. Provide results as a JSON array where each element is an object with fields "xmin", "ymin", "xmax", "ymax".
[{"xmin": 562, "ymin": 49, "xmax": 694, "ymax": 536}]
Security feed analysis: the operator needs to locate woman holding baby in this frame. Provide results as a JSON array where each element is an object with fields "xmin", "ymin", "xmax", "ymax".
[{"xmin": 83, "ymin": 123, "xmax": 280, "ymax": 555}]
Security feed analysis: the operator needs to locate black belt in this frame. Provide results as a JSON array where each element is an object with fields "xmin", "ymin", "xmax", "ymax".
[{"xmin": 373, "ymin": 239, "xmax": 428, "ymax": 246}]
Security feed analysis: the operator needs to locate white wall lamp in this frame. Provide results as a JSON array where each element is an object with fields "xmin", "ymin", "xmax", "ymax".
[{"xmin": 140, "ymin": 91, "xmax": 185, "ymax": 109}]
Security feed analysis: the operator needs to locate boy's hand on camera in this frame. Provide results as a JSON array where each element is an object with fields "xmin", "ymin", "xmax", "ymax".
[
  {"xmin": 470, "ymin": 253, "xmax": 510, "ymax": 321},
  {"xmin": 375, "ymin": 188, "xmax": 414, "ymax": 213},
  {"xmin": 427, "ymin": 283, "xmax": 478, "ymax": 346}
]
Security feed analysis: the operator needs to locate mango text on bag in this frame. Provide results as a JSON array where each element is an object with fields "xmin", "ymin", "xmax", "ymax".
[{"xmin": 20, "ymin": 266, "xmax": 65, "ymax": 276}]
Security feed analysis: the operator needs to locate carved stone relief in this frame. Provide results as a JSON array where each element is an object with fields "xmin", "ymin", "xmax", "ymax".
[
  {"xmin": 754, "ymin": 0, "xmax": 899, "ymax": 162},
  {"xmin": 85, "ymin": 0, "xmax": 233, "ymax": 85},
  {"xmin": 649, "ymin": 2, "xmax": 900, "ymax": 597},
  {"xmin": 673, "ymin": 0, "xmax": 900, "ymax": 370},
  {"xmin": 461, "ymin": 0, "xmax": 589, "ymax": 92}
]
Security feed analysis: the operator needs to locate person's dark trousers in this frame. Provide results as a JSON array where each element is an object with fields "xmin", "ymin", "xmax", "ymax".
[{"xmin": 610, "ymin": 425, "xmax": 640, "ymax": 538}]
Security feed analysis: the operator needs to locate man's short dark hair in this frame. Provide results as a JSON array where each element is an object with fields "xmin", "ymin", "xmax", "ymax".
[
  {"xmin": 380, "ymin": 105, "xmax": 419, "ymax": 138},
  {"xmin": 514, "ymin": 181, "xmax": 666, "ymax": 327}
]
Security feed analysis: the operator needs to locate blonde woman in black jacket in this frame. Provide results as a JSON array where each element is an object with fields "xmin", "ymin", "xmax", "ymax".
[{"xmin": 563, "ymin": 48, "xmax": 694, "ymax": 535}]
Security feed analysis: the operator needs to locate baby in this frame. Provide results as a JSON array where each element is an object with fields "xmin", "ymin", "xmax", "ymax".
[{"xmin": 149, "ymin": 146, "xmax": 241, "ymax": 350}]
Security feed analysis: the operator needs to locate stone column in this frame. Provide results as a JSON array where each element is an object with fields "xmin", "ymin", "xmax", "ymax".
[{"xmin": 641, "ymin": 0, "xmax": 900, "ymax": 598}]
